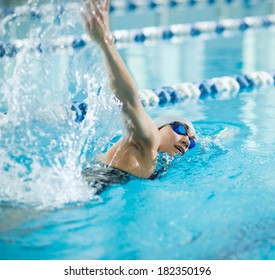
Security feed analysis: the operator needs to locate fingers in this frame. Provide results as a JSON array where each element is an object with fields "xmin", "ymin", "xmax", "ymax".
[
  {"xmin": 104, "ymin": 0, "xmax": 110, "ymax": 12},
  {"xmin": 82, "ymin": 0, "xmax": 101, "ymax": 15},
  {"xmin": 90, "ymin": 0, "xmax": 100, "ymax": 14},
  {"xmin": 83, "ymin": 0, "xmax": 106, "ymax": 22}
]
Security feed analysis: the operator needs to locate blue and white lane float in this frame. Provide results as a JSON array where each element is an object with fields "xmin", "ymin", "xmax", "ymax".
[
  {"xmin": 0, "ymin": 0, "xmax": 264, "ymax": 19},
  {"xmin": 113, "ymin": 14, "xmax": 275, "ymax": 44},
  {"xmin": 1, "ymin": 70, "xmax": 274, "ymax": 122},
  {"xmin": 71, "ymin": 70, "xmax": 275, "ymax": 122},
  {"xmin": 138, "ymin": 71, "xmax": 275, "ymax": 107},
  {"xmin": 68, "ymin": 71, "xmax": 275, "ymax": 121},
  {"xmin": 1, "ymin": 14, "xmax": 275, "ymax": 59}
]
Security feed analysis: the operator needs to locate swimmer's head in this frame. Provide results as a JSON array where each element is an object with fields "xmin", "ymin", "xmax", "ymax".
[{"xmin": 154, "ymin": 115, "xmax": 196, "ymax": 156}]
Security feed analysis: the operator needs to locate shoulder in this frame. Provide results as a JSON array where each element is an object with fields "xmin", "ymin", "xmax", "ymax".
[
  {"xmin": 132, "ymin": 119, "xmax": 160, "ymax": 151},
  {"xmin": 99, "ymin": 139, "xmax": 158, "ymax": 178},
  {"xmin": 124, "ymin": 105, "xmax": 160, "ymax": 149}
]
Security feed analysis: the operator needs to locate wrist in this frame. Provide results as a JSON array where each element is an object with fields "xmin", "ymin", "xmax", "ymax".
[{"xmin": 99, "ymin": 32, "xmax": 115, "ymax": 49}]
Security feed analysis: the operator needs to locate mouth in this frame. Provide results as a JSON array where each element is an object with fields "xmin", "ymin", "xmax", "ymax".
[{"xmin": 175, "ymin": 145, "xmax": 184, "ymax": 155}]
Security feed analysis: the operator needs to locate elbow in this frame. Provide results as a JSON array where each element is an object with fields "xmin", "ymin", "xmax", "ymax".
[{"xmin": 121, "ymin": 99, "xmax": 139, "ymax": 114}]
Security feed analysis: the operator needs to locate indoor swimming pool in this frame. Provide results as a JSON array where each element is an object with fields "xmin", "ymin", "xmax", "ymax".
[{"xmin": 1, "ymin": 1, "xmax": 275, "ymax": 260}]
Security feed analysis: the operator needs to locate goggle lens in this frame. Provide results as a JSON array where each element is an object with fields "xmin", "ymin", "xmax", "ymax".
[
  {"xmin": 189, "ymin": 139, "xmax": 196, "ymax": 149},
  {"xmin": 172, "ymin": 122, "xmax": 187, "ymax": 135}
]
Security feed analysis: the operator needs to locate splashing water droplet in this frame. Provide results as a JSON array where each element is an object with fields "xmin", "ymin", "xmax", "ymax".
[{"xmin": 0, "ymin": 0, "xmax": 122, "ymax": 209}]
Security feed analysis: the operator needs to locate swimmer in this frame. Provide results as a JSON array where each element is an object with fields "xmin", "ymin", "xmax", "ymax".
[{"xmin": 80, "ymin": 0, "xmax": 196, "ymax": 179}]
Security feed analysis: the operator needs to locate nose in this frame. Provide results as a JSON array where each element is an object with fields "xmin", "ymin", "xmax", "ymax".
[{"xmin": 181, "ymin": 135, "xmax": 190, "ymax": 149}]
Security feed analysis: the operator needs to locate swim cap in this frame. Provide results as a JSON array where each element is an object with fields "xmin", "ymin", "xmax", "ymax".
[{"xmin": 153, "ymin": 115, "xmax": 196, "ymax": 135}]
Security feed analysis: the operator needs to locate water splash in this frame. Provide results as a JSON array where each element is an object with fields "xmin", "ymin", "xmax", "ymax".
[{"xmin": 0, "ymin": 0, "xmax": 121, "ymax": 209}]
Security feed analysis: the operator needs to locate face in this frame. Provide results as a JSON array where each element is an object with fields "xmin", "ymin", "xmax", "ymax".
[{"xmin": 158, "ymin": 122, "xmax": 196, "ymax": 157}]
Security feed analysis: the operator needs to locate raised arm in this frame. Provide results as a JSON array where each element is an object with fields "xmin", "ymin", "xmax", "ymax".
[{"xmin": 81, "ymin": 0, "xmax": 158, "ymax": 147}]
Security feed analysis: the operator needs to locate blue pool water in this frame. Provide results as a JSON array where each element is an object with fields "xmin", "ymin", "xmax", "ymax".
[{"xmin": 1, "ymin": 9, "xmax": 275, "ymax": 259}]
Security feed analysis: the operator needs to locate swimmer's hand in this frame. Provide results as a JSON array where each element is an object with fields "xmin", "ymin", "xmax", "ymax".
[{"xmin": 81, "ymin": 0, "xmax": 114, "ymax": 46}]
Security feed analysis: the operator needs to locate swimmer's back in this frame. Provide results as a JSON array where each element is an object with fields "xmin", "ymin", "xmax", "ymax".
[{"xmin": 82, "ymin": 163, "xmax": 133, "ymax": 194}]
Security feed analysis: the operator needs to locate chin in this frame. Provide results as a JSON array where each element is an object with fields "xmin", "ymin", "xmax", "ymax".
[{"xmin": 169, "ymin": 151, "xmax": 177, "ymax": 157}]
